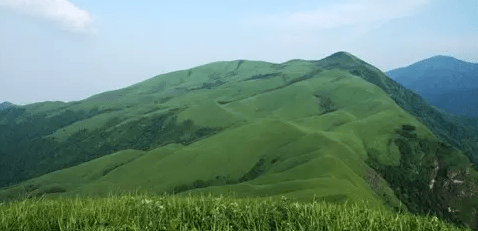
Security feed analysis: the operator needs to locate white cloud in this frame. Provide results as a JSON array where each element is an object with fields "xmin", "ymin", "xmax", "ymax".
[
  {"xmin": 254, "ymin": 0, "xmax": 430, "ymax": 31},
  {"xmin": 0, "ymin": 0, "xmax": 93, "ymax": 32}
]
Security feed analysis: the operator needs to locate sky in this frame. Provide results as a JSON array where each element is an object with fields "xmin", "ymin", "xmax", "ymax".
[{"xmin": 1, "ymin": 0, "xmax": 477, "ymax": 105}]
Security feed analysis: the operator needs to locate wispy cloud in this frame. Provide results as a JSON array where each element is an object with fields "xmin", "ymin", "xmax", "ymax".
[
  {"xmin": 253, "ymin": 0, "xmax": 430, "ymax": 31},
  {"xmin": 0, "ymin": 0, "xmax": 93, "ymax": 32}
]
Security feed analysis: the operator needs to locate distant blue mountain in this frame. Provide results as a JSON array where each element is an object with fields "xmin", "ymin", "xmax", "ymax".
[
  {"xmin": 0, "ymin": 101, "xmax": 14, "ymax": 110},
  {"xmin": 387, "ymin": 55, "xmax": 478, "ymax": 116}
]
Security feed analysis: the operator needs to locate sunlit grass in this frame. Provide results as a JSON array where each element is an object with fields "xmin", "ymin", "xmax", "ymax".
[{"xmin": 0, "ymin": 189, "xmax": 472, "ymax": 231}]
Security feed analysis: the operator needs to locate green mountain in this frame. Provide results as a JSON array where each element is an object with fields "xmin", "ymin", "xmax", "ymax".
[
  {"xmin": 1, "ymin": 52, "xmax": 478, "ymax": 230},
  {"xmin": 386, "ymin": 55, "xmax": 478, "ymax": 116}
]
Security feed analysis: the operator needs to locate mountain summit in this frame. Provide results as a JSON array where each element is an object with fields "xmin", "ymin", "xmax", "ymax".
[
  {"xmin": 0, "ymin": 101, "xmax": 13, "ymax": 110},
  {"xmin": 1, "ymin": 52, "xmax": 478, "ymax": 229},
  {"xmin": 387, "ymin": 55, "xmax": 478, "ymax": 116},
  {"xmin": 388, "ymin": 55, "xmax": 477, "ymax": 86},
  {"xmin": 414, "ymin": 55, "xmax": 475, "ymax": 70}
]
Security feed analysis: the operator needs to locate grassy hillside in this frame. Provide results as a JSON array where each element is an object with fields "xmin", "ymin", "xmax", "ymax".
[{"xmin": 1, "ymin": 51, "xmax": 478, "ymax": 230}]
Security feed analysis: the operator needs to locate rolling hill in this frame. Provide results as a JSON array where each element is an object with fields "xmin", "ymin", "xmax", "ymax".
[
  {"xmin": 386, "ymin": 55, "xmax": 478, "ymax": 117},
  {"xmin": 1, "ymin": 52, "xmax": 478, "ymax": 229}
]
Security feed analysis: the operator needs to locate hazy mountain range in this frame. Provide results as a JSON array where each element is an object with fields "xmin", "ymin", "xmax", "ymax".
[
  {"xmin": 0, "ymin": 102, "xmax": 13, "ymax": 110},
  {"xmin": 387, "ymin": 56, "xmax": 478, "ymax": 117},
  {"xmin": 1, "ymin": 52, "xmax": 478, "ymax": 229}
]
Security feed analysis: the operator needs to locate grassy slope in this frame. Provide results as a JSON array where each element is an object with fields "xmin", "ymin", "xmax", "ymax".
[
  {"xmin": 1, "ymin": 52, "xmax": 478, "ymax": 229},
  {"xmin": 0, "ymin": 58, "xmax": 433, "ymax": 205}
]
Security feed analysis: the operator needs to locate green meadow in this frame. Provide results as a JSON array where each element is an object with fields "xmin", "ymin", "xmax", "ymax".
[
  {"xmin": 1, "ymin": 52, "xmax": 477, "ymax": 230},
  {"xmin": 0, "ymin": 190, "xmax": 473, "ymax": 231}
]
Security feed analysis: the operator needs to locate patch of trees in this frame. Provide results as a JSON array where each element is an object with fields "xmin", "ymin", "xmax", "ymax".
[
  {"xmin": 0, "ymin": 110, "xmax": 221, "ymax": 189},
  {"xmin": 0, "ymin": 107, "xmax": 102, "ymax": 187},
  {"xmin": 244, "ymin": 73, "xmax": 280, "ymax": 81},
  {"xmin": 365, "ymin": 124, "xmax": 478, "ymax": 230}
]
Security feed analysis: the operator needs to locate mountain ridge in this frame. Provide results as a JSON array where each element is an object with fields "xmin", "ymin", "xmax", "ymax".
[{"xmin": 1, "ymin": 51, "xmax": 478, "ymax": 230}]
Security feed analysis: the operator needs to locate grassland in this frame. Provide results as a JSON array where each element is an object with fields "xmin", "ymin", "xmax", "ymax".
[{"xmin": 0, "ymin": 189, "xmax": 473, "ymax": 231}]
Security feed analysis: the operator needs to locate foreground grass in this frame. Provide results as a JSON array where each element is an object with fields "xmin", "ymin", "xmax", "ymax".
[{"xmin": 0, "ymin": 190, "xmax": 472, "ymax": 231}]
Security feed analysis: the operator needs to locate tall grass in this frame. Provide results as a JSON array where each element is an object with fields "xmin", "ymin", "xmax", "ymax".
[{"xmin": 0, "ymin": 190, "xmax": 472, "ymax": 231}]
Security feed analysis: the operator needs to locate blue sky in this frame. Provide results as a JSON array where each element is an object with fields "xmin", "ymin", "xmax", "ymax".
[{"xmin": 1, "ymin": 0, "xmax": 477, "ymax": 105}]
